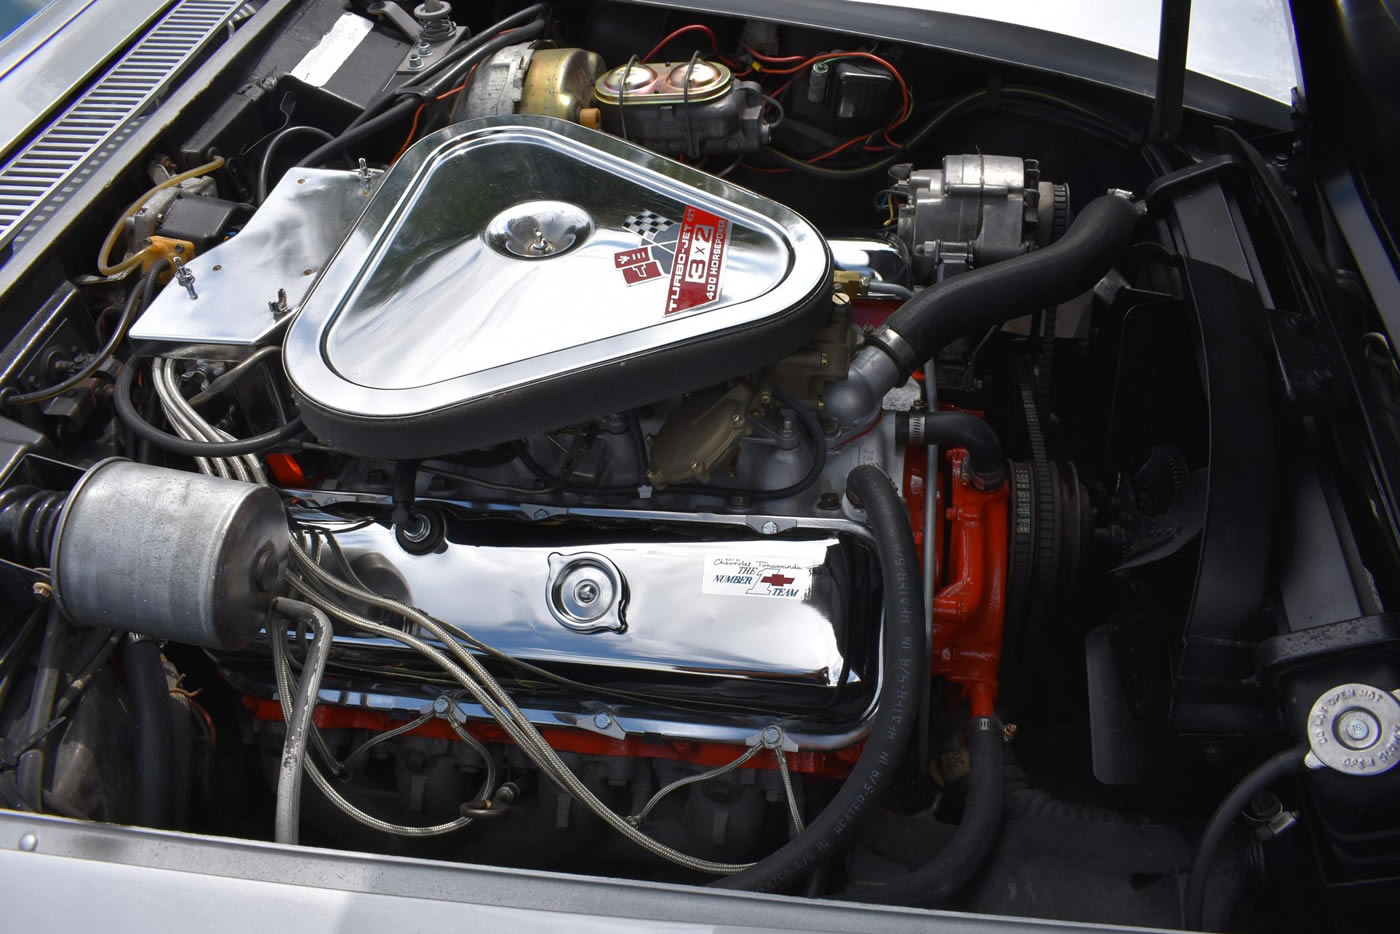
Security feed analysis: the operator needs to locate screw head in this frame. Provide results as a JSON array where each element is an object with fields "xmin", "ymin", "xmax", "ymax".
[
  {"xmin": 761, "ymin": 725, "xmax": 781, "ymax": 746},
  {"xmin": 31, "ymin": 581, "xmax": 52, "ymax": 601},
  {"xmin": 760, "ymin": 520, "xmax": 779, "ymax": 535},
  {"xmin": 18, "ymin": 834, "xmax": 37, "ymax": 852},
  {"xmin": 593, "ymin": 712, "xmax": 612, "ymax": 729},
  {"xmin": 432, "ymin": 696, "xmax": 451, "ymax": 714}
]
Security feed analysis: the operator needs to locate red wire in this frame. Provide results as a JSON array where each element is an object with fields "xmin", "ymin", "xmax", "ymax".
[
  {"xmin": 392, "ymin": 63, "xmax": 481, "ymax": 162},
  {"xmin": 392, "ymin": 105, "xmax": 424, "ymax": 162},
  {"xmin": 642, "ymin": 24, "xmax": 718, "ymax": 62},
  {"xmin": 807, "ymin": 135, "xmax": 869, "ymax": 164},
  {"xmin": 776, "ymin": 53, "xmax": 908, "ymax": 119},
  {"xmin": 740, "ymin": 43, "xmax": 806, "ymax": 64}
]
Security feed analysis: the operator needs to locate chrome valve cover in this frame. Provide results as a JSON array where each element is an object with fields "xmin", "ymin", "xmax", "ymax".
[
  {"xmin": 316, "ymin": 519, "xmax": 870, "ymax": 701},
  {"xmin": 284, "ymin": 115, "xmax": 832, "ymax": 458}
]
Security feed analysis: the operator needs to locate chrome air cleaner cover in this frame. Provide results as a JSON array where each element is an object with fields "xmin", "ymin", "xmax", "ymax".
[{"xmin": 284, "ymin": 115, "xmax": 832, "ymax": 458}]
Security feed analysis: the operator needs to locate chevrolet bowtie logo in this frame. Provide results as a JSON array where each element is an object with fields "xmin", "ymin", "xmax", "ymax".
[{"xmin": 760, "ymin": 572, "xmax": 795, "ymax": 587}]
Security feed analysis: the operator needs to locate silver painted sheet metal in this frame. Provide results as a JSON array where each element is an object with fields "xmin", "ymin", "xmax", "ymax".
[
  {"xmin": 129, "ymin": 168, "xmax": 377, "ymax": 358},
  {"xmin": 323, "ymin": 522, "xmax": 853, "ymax": 688},
  {"xmin": 284, "ymin": 115, "xmax": 829, "ymax": 419},
  {"xmin": 0, "ymin": 811, "xmax": 1167, "ymax": 934}
]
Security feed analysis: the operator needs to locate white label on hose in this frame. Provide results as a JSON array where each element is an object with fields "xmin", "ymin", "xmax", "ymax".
[
  {"xmin": 700, "ymin": 556, "xmax": 813, "ymax": 599},
  {"xmin": 290, "ymin": 13, "xmax": 374, "ymax": 88}
]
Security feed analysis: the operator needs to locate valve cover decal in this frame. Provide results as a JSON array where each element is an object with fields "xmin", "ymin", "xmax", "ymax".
[{"xmin": 700, "ymin": 555, "xmax": 813, "ymax": 600}]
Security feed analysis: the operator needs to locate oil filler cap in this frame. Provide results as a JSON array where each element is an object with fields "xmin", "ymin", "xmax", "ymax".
[
  {"xmin": 1304, "ymin": 683, "xmax": 1400, "ymax": 776},
  {"xmin": 547, "ymin": 552, "xmax": 626, "ymax": 633}
]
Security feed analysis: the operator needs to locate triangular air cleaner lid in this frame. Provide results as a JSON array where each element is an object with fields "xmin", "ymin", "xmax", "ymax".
[{"xmin": 285, "ymin": 116, "xmax": 831, "ymax": 458}]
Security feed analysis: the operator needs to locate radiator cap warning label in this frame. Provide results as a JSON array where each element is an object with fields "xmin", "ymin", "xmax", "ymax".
[{"xmin": 701, "ymin": 555, "xmax": 813, "ymax": 599}]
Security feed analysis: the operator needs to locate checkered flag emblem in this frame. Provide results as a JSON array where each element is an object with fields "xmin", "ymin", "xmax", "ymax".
[{"xmin": 623, "ymin": 210, "xmax": 674, "ymax": 241}]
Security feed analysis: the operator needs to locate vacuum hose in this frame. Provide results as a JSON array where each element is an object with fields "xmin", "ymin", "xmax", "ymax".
[{"xmin": 714, "ymin": 464, "xmax": 927, "ymax": 893}]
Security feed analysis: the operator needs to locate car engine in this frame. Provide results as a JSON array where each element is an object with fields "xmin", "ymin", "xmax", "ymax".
[{"xmin": 1, "ymin": 3, "xmax": 1399, "ymax": 931}]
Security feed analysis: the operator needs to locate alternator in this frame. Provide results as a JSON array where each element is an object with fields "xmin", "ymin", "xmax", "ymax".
[{"xmin": 892, "ymin": 155, "xmax": 1069, "ymax": 280}]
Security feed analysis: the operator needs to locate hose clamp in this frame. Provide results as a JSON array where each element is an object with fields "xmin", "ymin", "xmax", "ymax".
[{"xmin": 969, "ymin": 715, "xmax": 1004, "ymax": 735}]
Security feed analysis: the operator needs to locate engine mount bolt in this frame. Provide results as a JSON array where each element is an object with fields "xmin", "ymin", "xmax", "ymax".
[
  {"xmin": 760, "ymin": 520, "xmax": 778, "ymax": 535},
  {"xmin": 593, "ymin": 712, "xmax": 612, "ymax": 730}
]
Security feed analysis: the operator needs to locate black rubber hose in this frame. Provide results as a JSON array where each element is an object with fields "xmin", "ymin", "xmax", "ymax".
[
  {"xmin": 872, "ymin": 194, "xmax": 1142, "ymax": 377},
  {"xmin": 917, "ymin": 411, "xmax": 1005, "ymax": 489},
  {"xmin": 856, "ymin": 718, "xmax": 1006, "ymax": 905},
  {"xmin": 297, "ymin": 20, "xmax": 545, "ymax": 171},
  {"xmin": 296, "ymin": 97, "xmax": 421, "ymax": 170},
  {"xmin": 114, "ymin": 359, "xmax": 305, "ymax": 457},
  {"xmin": 714, "ymin": 465, "xmax": 926, "ymax": 893},
  {"xmin": 122, "ymin": 635, "xmax": 173, "ymax": 828},
  {"xmin": 1185, "ymin": 745, "xmax": 1307, "ymax": 931},
  {"xmin": 15, "ymin": 603, "xmax": 67, "ymax": 810},
  {"xmin": 256, "ymin": 125, "xmax": 335, "ymax": 203},
  {"xmin": 345, "ymin": 4, "xmax": 548, "ymax": 133}
]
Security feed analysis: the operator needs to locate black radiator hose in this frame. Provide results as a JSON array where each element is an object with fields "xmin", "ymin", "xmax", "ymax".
[
  {"xmin": 869, "ymin": 193, "xmax": 1143, "ymax": 377},
  {"xmin": 714, "ymin": 465, "xmax": 926, "ymax": 893},
  {"xmin": 858, "ymin": 718, "xmax": 1006, "ymax": 905},
  {"xmin": 122, "ymin": 635, "xmax": 173, "ymax": 828},
  {"xmin": 1184, "ymin": 745, "xmax": 1307, "ymax": 930},
  {"xmin": 905, "ymin": 411, "xmax": 1005, "ymax": 489}
]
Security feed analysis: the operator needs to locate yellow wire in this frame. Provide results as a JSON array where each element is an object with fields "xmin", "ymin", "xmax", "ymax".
[{"xmin": 95, "ymin": 156, "xmax": 225, "ymax": 276}]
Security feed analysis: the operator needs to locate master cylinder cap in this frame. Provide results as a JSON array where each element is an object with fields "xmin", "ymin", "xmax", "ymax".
[{"xmin": 283, "ymin": 115, "xmax": 831, "ymax": 459}]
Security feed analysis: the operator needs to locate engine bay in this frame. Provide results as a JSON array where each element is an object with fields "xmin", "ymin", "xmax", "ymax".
[{"xmin": 2, "ymin": 2, "xmax": 1399, "ymax": 930}]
